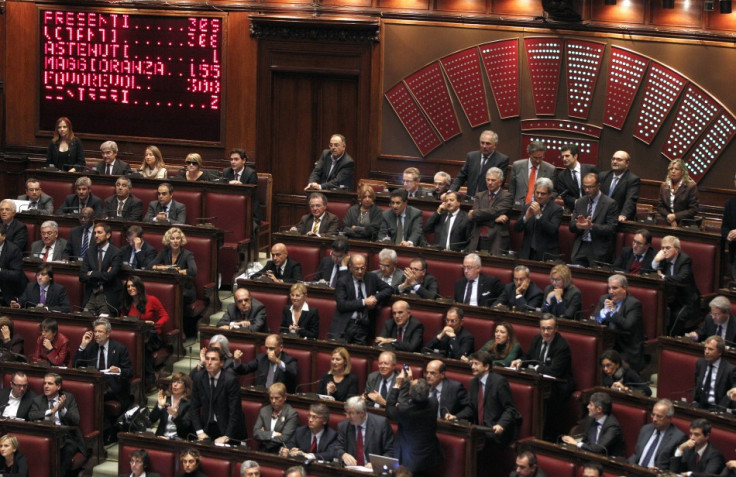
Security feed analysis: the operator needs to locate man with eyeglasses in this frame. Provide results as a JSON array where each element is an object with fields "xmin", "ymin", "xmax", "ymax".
[
  {"xmin": 56, "ymin": 176, "xmax": 104, "ymax": 217},
  {"xmin": 613, "ymin": 229, "xmax": 655, "ymax": 275},
  {"xmin": 513, "ymin": 177, "xmax": 562, "ymax": 261},
  {"xmin": 30, "ymin": 220, "xmax": 68, "ymax": 261},
  {"xmin": 143, "ymin": 182, "xmax": 186, "ymax": 224},
  {"xmin": 0, "ymin": 199, "xmax": 28, "ymax": 251},
  {"xmin": 569, "ymin": 172, "xmax": 618, "ymax": 267},
  {"xmin": 0, "ymin": 371, "xmax": 36, "ymax": 420},
  {"xmin": 554, "ymin": 144, "xmax": 599, "ymax": 212},
  {"xmin": 217, "ymin": 287, "xmax": 267, "ymax": 332},
  {"xmin": 103, "ymin": 176, "xmax": 143, "ymax": 221},
  {"xmin": 250, "ymin": 243, "xmax": 303, "ymax": 283},
  {"xmin": 314, "ymin": 237, "xmax": 350, "ymax": 287},
  {"xmin": 234, "ymin": 334, "xmax": 299, "ymax": 393},
  {"xmin": 402, "ymin": 167, "xmax": 423, "ymax": 198},
  {"xmin": 494, "ymin": 265, "xmax": 544, "ymax": 311},
  {"xmin": 395, "ymin": 257, "xmax": 439, "ymax": 298},
  {"xmin": 280, "ymin": 403, "xmax": 339, "ymax": 461},
  {"xmin": 371, "ymin": 248, "xmax": 404, "ymax": 287},
  {"xmin": 378, "ymin": 189, "xmax": 424, "ymax": 246},
  {"xmin": 432, "ymin": 171, "xmax": 452, "ymax": 200},
  {"xmin": 305, "ymin": 134, "xmax": 355, "ymax": 191},
  {"xmin": 599, "ymin": 150, "xmax": 640, "ymax": 222},
  {"xmin": 375, "ymin": 300, "xmax": 424, "ymax": 352},
  {"xmin": 291, "ymin": 192, "xmax": 339, "ymax": 236},
  {"xmin": 426, "ymin": 306, "xmax": 475, "ymax": 359},
  {"xmin": 453, "ymin": 253, "xmax": 503, "ymax": 306},
  {"xmin": 468, "ymin": 167, "xmax": 513, "ymax": 255},
  {"xmin": 628, "ymin": 399, "xmax": 687, "ymax": 470},
  {"xmin": 17, "ymin": 178, "xmax": 54, "ymax": 214},
  {"xmin": 652, "ymin": 235, "xmax": 700, "ymax": 335}
]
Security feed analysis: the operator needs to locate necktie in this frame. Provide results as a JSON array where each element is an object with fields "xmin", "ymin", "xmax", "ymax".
[
  {"xmin": 583, "ymin": 199, "xmax": 593, "ymax": 241},
  {"xmin": 330, "ymin": 265, "xmax": 338, "ymax": 288},
  {"xmin": 397, "ymin": 327, "xmax": 403, "ymax": 342},
  {"xmin": 117, "ymin": 200, "xmax": 124, "ymax": 217},
  {"xmin": 235, "ymin": 172, "xmax": 240, "ymax": 182},
  {"xmin": 42, "ymin": 246, "xmax": 50, "ymax": 262},
  {"xmin": 106, "ymin": 164, "xmax": 112, "ymax": 175},
  {"xmin": 609, "ymin": 175, "xmax": 620, "ymax": 195},
  {"xmin": 164, "ymin": 205, "xmax": 169, "ymax": 219},
  {"xmin": 716, "ymin": 324, "xmax": 723, "ymax": 338},
  {"xmin": 30, "ymin": 201, "xmax": 37, "ymax": 209},
  {"xmin": 310, "ymin": 435, "xmax": 317, "ymax": 453},
  {"xmin": 526, "ymin": 165, "xmax": 537, "ymax": 204},
  {"xmin": 275, "ymin": 266, "xmax": 283, "ymax": 280},
  {"xmin": 208, "ymin": 376, "xmax": 216, "ymax": 423},
  {"xmin": 395, "ymin": 216, "xmax": 404, "ymax": 244},
  {"xmin": 266, "ymin": 363, "xmax": 276, "ymax": 387},
  {"xmin": 588, "ymin": 421, "xmax": 600, "ymax": 444},
  {"xmin": 356, "ymin": 425, "xmax": 365, "ymax": 466},
  {"xmin": 81, "ymin": 228, "xmax": 90, "ymax": 258},
  {"xmin": 477, "ymin": 382, "xmax": 484, "ymax": 425},
  {"xmin": 464, "ymin": 280, "xmax": 474, "ymax": 305},
  {"xmin": 640, "ymin": 429, "xmax": 661, "ymax": 467},
  {"xmin": 702, "ymin": 364, "xmax": 714, "ymax": 405},
  {"xmin": 476, "ymin": 157, "xmax": 487, "ymax": 193},
  {"xmin": 98, "ymin": 248, "xmax": 104, "ymax": 272},
  {"xmin": 357, "ymin": 281, "xmax": 364, "ymax": 300},
  {"xmin": 572, "ymin": 169, "xmax": 580, "ymax": 196},
  {"xmin": 40, "ymin": 287, "xmax": 46, "ymax": 305},
  {"xmin": 311, "ymin": 218, "xmax": 321, "ymax": 234},
  {"xmin": 380, "ymin": 379, "xmax": 388, "ymax": 399},
  {"xmin": 696, "ymin": 452, "xmax": 701, "ymax": 468},
  {"xmin": 539, "ymin": 342, "xmax": 548, "ymax": 363},
  {"xmin": 432, "ymin": 389, "xmax": 440, "ymax": 417},
  {"xmin": 98, "ymin": 345, "xmax": 106, "ymax": 370},
  {"xmin": 444, "ymin": 214, "xmax": 453, "ymax": 250},
  {"xmin": 79, "ymin": 201, "xmax": 87, "ymax": 214}
]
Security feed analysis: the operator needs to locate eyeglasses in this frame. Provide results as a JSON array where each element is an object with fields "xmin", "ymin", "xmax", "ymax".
[
  {"xmin": 185, "ymin": 161, "xmax": 198, "ymax": 165},
  {"xmin": 10, "ymin": 382, "xmax": 28, "ymax": 388}
]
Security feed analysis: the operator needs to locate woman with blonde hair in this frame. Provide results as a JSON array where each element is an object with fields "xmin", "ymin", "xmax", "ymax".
[
  {"xmin": 140, "ymin": 145, "xmax": 168, "ymax": 179},
  {"xmin": 542, "ymin": 264, "xmax": 582, "ymax": 319},
  {"xmin": 342, "ymin": 184, "xmax": 383, "ymax": 240},
  {"xmin": 656, "ymin": 158, "xmax": 699, "ymax": 227},
  {"xmin": 0, "ymin": 434, "xmax": 27, "ymax": 477},
  {"xmin": 178, "ymin": 153, "xmax": 213, "ymax": 182},
  {"xmin": 280, "ymin": 283, "xmax": 319, "ymax": 339},
  {"xmin": 317, "ymin": 347, "xmax": 359, "ymax": 401}
]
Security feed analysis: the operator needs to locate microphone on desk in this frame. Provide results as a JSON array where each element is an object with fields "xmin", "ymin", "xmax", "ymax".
[
  {"xmin": 593, "ymin": 260, "xmax": 614, "ymax": 271},
  {"xmin": 669, "ymin": 387, "xmax": 696, "ymax": 403},
  {"xmin": 518, "ymin": 303, "xmax": 542, "ymax": 314},
  {"xmin": 74, "ymin": 356, "xmax": 100, "ymax": 370},
  {"xmin": 195, "ymin": 216, "xmax": 218, "ymax": 223},
  {"xmin": 542, "ymin": 252, "xmax": 563, "ymax": 263},
  {"xmin": 294, "ymin": 378, "xmax": 324, "ymax": 396},
  {"xmin": 574, "ymin": 304, "xmax": 596, "ymax": 322},
  {"xmin": 300, "ymin": 270, "xmax": 322, "ymax": 285},
  {"xmin": 499, "ymin": 249, "xmax": 517, "ymax": 258},
  {"xmin": 668, "ymin": 306, "xmax": 689, "ymax": 337}
]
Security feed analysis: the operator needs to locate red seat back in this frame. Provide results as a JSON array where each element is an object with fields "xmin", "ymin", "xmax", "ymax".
[
  {"xmin": 308, "ymin": 296, "xmax": 337, "ymax": 339},
  {"xmin": 248, "ymin": 290, "xmax": 288, "ymax": 334},
  {"xmin": 628, "ymin": 285, "xmax": 658, "ymax": 340},
  {"xmin": 481, "ymin": 265, "xmax": 513, "ymax": 284},
  {"xmin": 119, "ymin": 446, "xmax": 175, "ymax": 477},
  {"xmin": 205, "ymin": 192, "xmax": 249, "ymax": 243},
  {"xmin": 611, "ymin": 401, "xmax": 649, "ymax": 457},
  {"xmin": 16, "ymin": 433, "xmax": 53, "ymax": 477},
  {"xmin": 574, "ymin": 278, "xmax": 609, "ymax": 317},
  {"xmin": 658, "ymin": 348, "xmax": 698, "ymax": 402},
  {"xmin": 327, "ymin": 200, "xmax": 352, "ymax": 222},
  {"xmin": 509, "ymin": 380, "xmax": 534, "ymax": 439},
  {"xmin": 426, "ymin": 259, "xmax": 464, "ymax": 298},
  {"xmin": 536, "ymin": 453, "xmax": 576, "ymax": 477},
  {"xmin": 462, "ymin": 316, "xmax": 495, "ymax": 350},
  {"xmin": 436, "ymin": 433, "xmax": 467, "ymax": 477},
  {"xmin": 241, "ymin": 399, "xmax": 265, "ymax": 450},
  {"xmin": 42, "ymin": 181, "xmax": 74, "ymax": 207},
  {"xmin": 171, "ymin": 190, "xmax": 202, "ymax": 227},
  {"xmin": 285, "ymin": 245, "xmax": 321, "ymax": 280},
  {"xmin": 199, "ymin": 455, "xmax": 231, "ymax": 476},
  {"xmin": 564, "ymin": 332, "xmax": 598, "ymax": 390}
]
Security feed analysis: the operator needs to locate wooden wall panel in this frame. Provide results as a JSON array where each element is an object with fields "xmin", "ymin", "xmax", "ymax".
[{"xmin": 4, "ymin": 2, "xmax": 37, "ymax": 147}]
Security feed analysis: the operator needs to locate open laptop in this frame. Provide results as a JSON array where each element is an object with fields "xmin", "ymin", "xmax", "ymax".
[{"xmin": 368, "ymin": 454, "xmax": 400, "ymax": 475}]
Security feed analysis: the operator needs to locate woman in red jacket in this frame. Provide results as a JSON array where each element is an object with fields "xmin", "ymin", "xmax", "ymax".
[{"xmin": 31, "ymin": 317, "xmax": 70, "ymax": 366}]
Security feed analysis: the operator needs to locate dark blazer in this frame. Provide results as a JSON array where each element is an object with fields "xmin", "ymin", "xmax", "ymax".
[
  {"xmin": 569, "ymin": 193, "xmax": 619, "ymax": 264},
  {"xmin": 17, "ymin": 282, "xmax": 71, "ymax": 312},
  {"xmin": 251, "ymin": 258, "xmax": 302, "ymax": 283},
  {"xmin": 222, "ymin": 166, "xmax": 261, "ymax": 221},
  {"xmin": 435, "ymin": 378, "xmax": 472, "ymax": 419},
  {"xmin": 2, "ymin": 219, "xmax": 28, "ymax": 251},
  {"xmin": 336, "ymin": 412, "xmax": 394, "ymax": 461},
  {"xmin": 318, "ymin": 373, "xmax": 359, "ymax": 402},
  {"xmin": 510, "ymin": 470, "xmax": 547, "ymax": 477},
  {"xmin": 64, "ymin": 225, "xmax": 93, "ymax": 260},
  {"xmin": 0, "ymin": 387, "xmax": 37, "ymax": 420},
  {"xmin": 671, "ymin": 442, "xmax": 725, "ymax": 475},
  {"xmin": 468, "ymin": 373, "xmax": 518, "ymax": 445},
  {"xmin": 79, "ymin": 243, "xmax": 123, "ymax": 312},
  {"xmin": 602, "ymin": 366, "xmax": 652, "ymax": 396},
  {"xmin": 143, "ymin": 199, "xmax": 187, "ymax": 225},
  {"xmin": 468, "ymin": 189, "xmax": 513, "ymax": 254},
  {"xmin": 236, "ymin": 351, "xmax": 299, "ymax": 393},
  {"xmin": 253, "ymin": 403, "xmax": 299, "ymax": 453},
  {"xmin": 190, "ymin": 369, "xmax": 246, "ymax": 439},
  {"xmin": 73, "ymin": 338, "xmax": 133, "ymax": 407},
  {"xmin": 0, "ymin": 240, "xmax": 28, "ymax": 305},
  {"xmin": 119, "ymin": 242, "xmax": 157, "ymax": 269},
  {"xmin": 695, "ymin": 315, "xmax": 736, "ymax": 344},
  {"xmin": 513, "ymin": 201, "xmax": 563, "ymax": 261},
  {"xmin": 613, "ymin": 246, "xmax": 656, "ymax": 275},
  {"xmin": 294, "ymin": 212, "xmax": 340, "ymax": 236},
  {"xmin": 396, "ymin": 274, "xmax": 440, "ymax": 299},
  {"xmin": 280, "ymin": 305, "xmax": 319, "ymax": 339},
  {"xmin": 385, "ymin": 387, "xmax": 443, "ymax": 473},
  {"xmin": 521, "ymin": 333, "xmax": 576, "ymax": 398},
  {"xmin": 308, "ymin": 150, "xmax": 355, "ymax": 191},
  {"xmin": 148, "ymin": 247, "xmax": 197, "ymax": 303},
  {"xmin": 574, "ymin": 414, "xmax": 626, "ymax": 456},
  {"xmin": 628, "ymin": 423, "xmax": 687, "ymax": 469},
  {"xmin": 454, "ymin": 274, "xmax": 503, "ymax": 306},
  {"xmin": 149, "ymin": 396, "xmax": 194, "ymax": 439},
  {"xmin": 31, "ymin": 238, "xmax": 69, "ymax": 261},
  {"xmin": 425, "ymin": 326, "xmax": 475, "ymax": 360},
  {"xmin": 103, "ymin": 194, "xmax": 143, "ymax": 221},
  {"xmin": 342, "ymin": 204, "xmax": 383, "ymax": 241},
  {"xmin": 364, "ymin": 371, "xmax": 409, "ymax": 407},
  {"xmin": 175, "ymin": 169, "xmax": 215, "ymax": 182},
  {"xmin": 494, "ymin": 281, "xmax": 544, "ymax": 311},
  {"xmin": 332, "ymin": 273, "xmax": 393, "ymax": 342},
  {"xmin": 600, "ymin": 169, "xmax": 640, "ymax": 221},
  {"xmin": 423, "ymin": 210, "xmax": 472, "ymax": 251},
  {"xmin": 595, "ymin": 294, "xmax": 645, "ymax": 371},
  {"xmin": 657, "ymin": 251, "xmax": 701, "ymax": 319},
  {"xmin": 217, "ymin": 298, "xmax": 268, "ymax": 332},
  {"xmin": 378, "ymin": 316, "xmax": 425, "ymax": 352},
  {"xmin": 46, "ymin": 137, "xmax": 85, "ymax": 170},
  {"xmin": 28, "ymin": 391, "xmax": 86, "ymax": 454},
  {"xmin": 377, "ymin": 206, "xmax": 424, "ymax": 245},
  {"xmin": 0, "ymin": 449, "xmax": 27, "ymax": 476},
  {"xmin": 285, "ymin": 425, "xmax": 339, "ymax": 461},
  {"xmin": 314, "ymin": 256, "xmax": 349, "ymax": 286},
  {"xmin": 657, "ymin": 181, "xmax": 699, "ymax": 223},
  {"xmin": 18, "ymin": 192, "xmax": 55, "ymax": 214},
  {"xmin": 694, "ymin": 358, "xmax": 736, "ymax": 408},
  {"xmin": 93, "ymin": 159, "xmax": 132, "ymax": 176},
  {"xmin": 56, "ymin": 193, "xmax": 104, "ymax": 217},
  {"xmin": 508, "ymin": 158, "xmax": 556, "ymax": 205},
  {"xmin": 722, "ymin": 196, "xmax": 736, "ymax": 266},
  {"xmin": 555, "ymin": 164, "xmax": 600, "ymax": 211},
  {"xmin": 450, "ymin": 150, "xmax": 510, "ymax": 198},
  {"xmin": 542, "ymin": 284, "xmax": 582, "ymax": 319}
]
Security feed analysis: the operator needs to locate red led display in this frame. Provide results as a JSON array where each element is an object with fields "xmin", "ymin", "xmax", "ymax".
[{"xmin": 40, "ymin": 9, "xmax": 223, "ymax": 143}]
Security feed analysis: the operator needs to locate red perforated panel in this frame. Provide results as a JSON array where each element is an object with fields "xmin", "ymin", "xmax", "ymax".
[
  {"xmin": 520, "ymin": 119, "xmax": 602, "ymax": 138},
  {"xmin": 684, "ymin": 111, "xmax": 736, "ymax": 183},
  {"xmin": 565, "ymin": 39, "xmax": 605, "ymax": 120},
  {"xmin": 385, "ymin": 82, "xmax": 443, "ymax": 157},
  {"xmin": 479, "ymin": 39, "xmax": 520, "ymax": 119},
  {"xmin": 520, "ymin": 134, "xmax": 599, "ymax": 167},
  {"xmin": 404, "ymin": 62, "xmax": 461, "ymax": 142},
  {"xmin": 661, "ymin": 84, "xmax": 721, "ymax": 161},
  {"xmin": 440, "ymin": 47, "xmax": 489, "ymax": 127},
  {"xmin": 603, "ymin": 47, "xmax": 649, "ymax": 130},
  {"xmin": 524, "ymin": 37, "xmax": 563, "ymax": 116},
  {"xmin": 633, "ymin": 62, "xmax": 687, "ymax": 144}
]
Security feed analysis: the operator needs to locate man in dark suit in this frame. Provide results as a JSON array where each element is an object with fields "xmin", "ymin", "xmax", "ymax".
[
  {"xmin": 375, "ymin": 300, "xmax": 425, "ymax": 352},
  {"xmin": 425, "ymin": 359, "xmax": 471, "ymax": 420},
  {"xmin": 454, "ymin": 253, "xmax": 503, "ymax": 306},
  {"xmin": 688, "ymin": 296, "xmax": 736, "ymax": 344},
  {"xmin": 305, "ymin": 134, "xmax": 355, "ymax": 191},
  {"xmin": 561, "ymin": 391, "xmax": 625, "ymax": 456},
  {"xmin": 79, "ymin": 222, "xmax": 123, "ymax": 315},
  {"xmin": 291, "ymin": 193, "xmax": 340, "ymax": 236},
  {"xmin": 569, "ymin": 173, "xmax": 619, "ymax": 267},
  {"xmin": 377, "ymin": 189, "xmax": 424, "ymax": 246},
  {"xmin": 371, "ymin": 248, "xmax": 404, "ymax": 287},
  {"xmin": 0, "ymin": 200, "xmax": 28, "ymax": 251},
  {"xmin": 119, "ymin": 225, "xmax": 157, "ymax": 269},
  {"xmin": 450, "ymin": 130, "xmax": 510, "ymax": 198},
  {"xmin": 56, "ymin": 176, "xmax": 105, "ymax": 217},
  {"xmin": 191, "ymin": 346, "xmax": 246, "ymax": 443},
  {"xmin": 17, "ymin": 178, "xmax": 54, "ymax": 214},
  {"xmin": 364, "ymin": 351, "xmax": 408, "ymax": 408},
  {"xmin": 103, "ymin": 176, "xmax": 143, "ymax": 221},
  {"xmin": 594, "ymin": 274, "xmax": 645, "ymax": 371},
  {"xmin": 693, "ymin": 336, "xmax": 736, "ymax": 409},
  {"xmin": 234, "ymin": 334, "xmax": 299, "ymax": 393},
  {"xmin": 336, "ymin": 396, "xmax": 394, "ymax": 466},
  {"xmin": 613, "ymin": 229, "xmax": 656, "ymax": 275},
  {"xmin": 510, "ymin": 450, "xmax": 547, "ymax": 477},
  {"xmin": 671, "ymin": 418, "xmax": 726, "ymax": 475},
  {"xmin": 721, "ymin": 173, "xmax": 736, "ymax": 280},
  {"xmin": 513, "ymin": 177, "xmax": 562, "ymax": 261},
  {"xmin": 28, "ymin": 373, "xmax": 87, "ymax": 476},
  {"xmin": 217, "ymin": 287, "xmax": 268, "ymax": 331},
  {"xmin": 0, "ymin": 228, "xmax": 28, "ymax": 306},
  {"xmin": 143, "ymin": 182, "xmax": 186, "ymax": 224},
  {"xmin": 395, "ymin": 257, "xmax": 440, "ymax": 299},
  {"xmin": 30, "ymin": 220, "xmax": 68, "ymax": 261},
  {"xmin": 223, "ymin": 148, "xmax": 261, "ymax": 223},
  {"xmin": 425, "ymin": 307, "xmax": 475, "ymax": 359},
  {"xmin": 250, "ymin": 243, "xmax": 303, "ymax": 283},
  {"xmin": 332, "ymin": 254, "xmax": 393, "ymax": 344},
  {"xmin": 494, "ymin": 265, "xmax": 544, "ymax": 311},
  {"xmin": 423, "ymin": 191, "xmax": 472, "ymax": 251},
  {"xmin": 281, "ymin": 403, "xmax": 339, "ymax": 461},
  {"xmin": 653, "ymin": 235, "xmax": 701, "ymax": 334},
  {"xmin": 64, "ymin": 207, "xmax": 95, "ymax": 260},
  {"xmin": 314, "ymin": 237, "xmax": 350, "ymax": 287},
  {"xmin": 628, "ymin": 399, "xmax": 687, "ymax": 470},
  {"xmin": 599, "ymin": 150, "xmax": 640, "ymax": 222},
  {"xmin": 93, "ymin": 140, "xmax": 132, "ymax": 175},
  {"xmin": 432, "ymin": 171, "xmax": 452, "ymax": 200},
  {"xmin": 11, "ymin": 264, "xmax": 71, "ymax": 312},
  {"xmin": 508, "ymin": 141, "xmax": 556, "ymax": 206},
  {"xmin": 402, "ymin": 167, "xmax": 424, "ymax": 198},
  {"xmin": 0, "ymin": 371, "xmax": 36, "ymax": 420},
  {"xmin": 468, "ymin": 167, "xmax": 513, "ymax": 254},
  {"xmin": 554, "ymin": 144, "xmax": 599, "ymax": 211}
]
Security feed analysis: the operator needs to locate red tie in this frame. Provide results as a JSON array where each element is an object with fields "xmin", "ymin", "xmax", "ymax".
[
  {"xmin": 477, "ymin": 382, "xmax": 485, "ymax": 425},
  {"xmin": 397, "ymin": 327, "xmax": 403, "ymax": 342},
  {"xmin": 42, "ymin": 246, "xmax": 50, "ymax": 262},
  {"xmin": 310, "ymin": 435, "xmax": 317, "ymax": 453},
  {"xmin": 526, "ymin": 165, "xmax": 537, "ymax": 204},
  {"xmin": 356, "ymin": 425, "xmax": 365, "ymax": 466}
]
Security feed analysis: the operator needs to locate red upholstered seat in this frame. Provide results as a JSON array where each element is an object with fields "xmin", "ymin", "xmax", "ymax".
[
  {"xmin": 509, "ymin": 218, "xmax": 523, "ymax": 253},
  {"xmin": 462, "ymin": 316, "xmax": 495, "ymax": 349},
  {"xmin": 509, "ymin": 380, "xmax": 534, "ymax": 438},
  {"xmin": 627, "ymin": 285, "xmax": 658, "ymax": 340},
  {"xmin": 327, "ymin": 200, "xmax": 352, "ymax": 222},
  {"xmin": 54, "ymin": 272, "xmax": 84, "ymax": 308},
  {"xmin": 657, "ymin": 348, "xmax": 698, "ymax": 402},
  {"xmin": 564, "ymin": 333, "xmax": 598, "ymax": 390},
  {"xmin": 143, "ymin": 280, "xmax": 180, "ymax": 364},
  {"xmin": 286, "ymin": 244, "xmax": 322, "ymax": 280},
  {"xmin": 248, "ymin": 290, "xmax": 289, "ymax": 334},
  {"xmin": 511, "ymin": 323, "xmax": 539, "ymax": 352},
  {"xmin": 241, "ymin": 398, "xmax": 265, "ymax": 450},
  {"xmin": 425, "ymin": 258, "xmax": 464, "ymax": 298},
  {"xmin": 280, "ymin": 347, "xmax": 313, "ymax": 389},
  {"xmin": 199, "ymin": 455, "xmax": 232, "ymax": 476},
  {"xmin": 610, "ymin": 401, "xmax": 649, "ymax": 457},
  {"xmin": 119, "ymin": 446, "xmax": 175, "ymax": 477},
  {"xmin": 170, "ymin": 190, "xmax": 202, "ymax": 227},
  {"xmin": 315, "ymin": 351, "xmax": 370, "ymax": 394},
  {"xmin": 574, "ymin": 278, "xmax": 609, "ymax": 318},
  {"xmin": 436, "ymin": 432, "xmax": 467, "ymax": 477},
  {"xmin": 206, "ymin": 192, "xmax": 250, "ymax": 286},
  {"xmin": 307, "ymin": 296, "xmax": 337, "ymax": 339},
  {"xmin": 421, "ymin": 208, "xmax": 435, "ymax": 244},
  {"xmin": 481, "ymin": 265, "xmax": 513, "ymax": 284},
  {"xmin": 536, "ymin": 453, "xmax": 576, "ymax": 477},
  {"xmin": 559, "ymin": 226, "xmax": 576, "ymax": 263},
  {"xmin": 42, "ymin": 181, "xmax": 74, "ymax": 207},
  {"xmin": 15, "ymin": 433, "xmax": 53, "ymax": 477}
]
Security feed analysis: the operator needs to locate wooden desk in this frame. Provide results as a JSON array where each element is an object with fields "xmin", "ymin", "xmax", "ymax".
[{"xmin": 0, "ymin": 419, "xmax": 67, "ymax": 477}]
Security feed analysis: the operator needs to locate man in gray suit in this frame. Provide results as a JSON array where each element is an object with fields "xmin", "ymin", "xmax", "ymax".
[
  {"xmin": 17, "ymin": 178, "xmax": 54, "ymax": 214},
  {"xmin": 468, "ymin": 167, "xmax": 513, "ymax": 254},
  {"xmin": 377, "ymin": 189, "xmax": 423, "ymax": 246},
  {"xmin": 364, "ymin": 351, "xmax": 408, "ymax": 408},
  {"xmin": 371, "ymin": 248, "xmax": 403, "ymax": 287},
  {"xmin": 217, "ymin": 287, "xmax": 268, "ymax": 332},
  {"xmin": 570, "ymin": 173, "xmax": 618, "ymax": 266},
  {"xmin": 336, "ymin": 396, "xmax": 394, "ymax": 466},
  {"xmin": 450, "ymin": 130, "xmax": 510, "ymax": 198},
  {"xmin": 628, "ymin": 399, "xmax": 687, "ymax": 470},
  {"xmin": 31, "ymin": 220, "xmax": 68, "ymax": 261},
  {"xmin": 143, "ymin": 182, "xmax": 187, "ymax": 224},
  {"xmin": 508, "ymin": 141, "xmax": 556, "ymax": 207}
]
